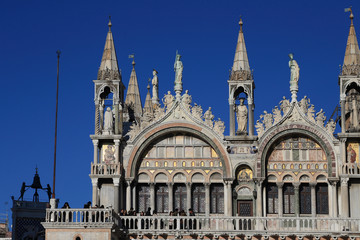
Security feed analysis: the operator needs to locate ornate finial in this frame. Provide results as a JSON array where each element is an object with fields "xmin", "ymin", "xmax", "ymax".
[
  {"xmin": 239, "ymin": 16, "xmax": 243, "ymax": 33},
  {"xmin": 129, "ymin": 54, "xmax": 135, "ymax": 67},
  {"xmin": 108, "ymin": 16, "xmax": 112, "ymax": 31},
  {"xmin": 147, "ymin": 78, "xmax": 151, "ymax": 91},
  {"xmin": 345, "ymin": 7, "xmax": 353, "ymax": 25},
  {"xmin": 35, "ymin": 166, "xmax": 38, "ymax": 174}
]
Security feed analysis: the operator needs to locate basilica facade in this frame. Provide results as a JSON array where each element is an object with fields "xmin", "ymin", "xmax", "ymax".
[{"xmin": 43, "ymin": 10, "xmax": 360, "ymax": 240}]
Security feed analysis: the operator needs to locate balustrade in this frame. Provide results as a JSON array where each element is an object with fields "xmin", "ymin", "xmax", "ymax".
[
  {"xmin": 341, "ymin": 163, "xmax": 360, "ymax": 175},
  {"xmin": 91, "ymin": 163, "xmax": 121, "ymax": 175}
]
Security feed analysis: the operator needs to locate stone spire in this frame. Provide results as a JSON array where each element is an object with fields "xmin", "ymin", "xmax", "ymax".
[
  {"xmin": 230, "ymin": 17, "xmax": 252, "ymax": 81},
  {"xmin": 124, "ymin": 58, "xmax": 143, "ymax": 121},
  {"xmin": 97, "ymin": 17, "xmax": 121, "ymax": 80},
  {"xmin": 143, "ymin": 81, "xmax": 153, "ymax": 114},
  {"xmin": 342, "ymin": 8, "xmax": 360, "ymax": 75}
]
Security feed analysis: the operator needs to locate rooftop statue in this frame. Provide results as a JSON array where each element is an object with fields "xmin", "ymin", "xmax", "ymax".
[
  {"xmin": 174, "ymin": 52, "xmax": 183, "ymax": 97},
  {"xmin": 103, "ymin": 107, "xmax": 114, "ymax": 135},
  {"xmin": 289, "ymin": 53, "xmax": 300, "ymax": 102},
  {"xmin": 236, "ymin": 98, "xmax": 247, "ymax": 134},
  {"xmin": 152, "ymin": 69, "xmax": 159, "ymax": 104}
]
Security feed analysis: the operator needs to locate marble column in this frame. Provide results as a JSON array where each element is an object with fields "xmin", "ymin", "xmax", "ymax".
[
  {"xmin": 167, "ymin": 183, "xmax": 174, "ymax": 212},
  {"xmin": 276, "ymin": 182, "xmax": 284, "ymax": 217},
  {"xmin": 119, "ymin": 103, "xmax": 123, "ymax": 135},
  {"xmin": 114, "ymin": 99, "xmax": 119, "ymax": 135},
  {"xmin": 126, "ymin": 180, "xmax": 132, "ymax": 211},
  {"xmin": 340, "ymin": 95, "xmax": 346, "ymax": 133},
  {"xmin": 229, "ymin": 98, "xmax": 235, "ymax": 136},
  {"xmin": 99, "ymin": 103, "xmax": 104, "ymax": 133},
  {"xmin": 92, "ymin": 140, "xmax": 99, "ymax": 164},
  {"xmin": 340, "ymin": 177, "xmax": 349, "ymax": 217},
  {"xmin": 113, "ymin": 178, "xmax": 120, "ymax": 213},
  {"xmin": 132, "ymin": 183, "xmax": 137, "ymax": 210},
  {"xmin": 95, "ymin": 101, "xmax": 100, "ymax": 135},
  {"xmin": 224, "ymin": 181, "xmax": 233, "ymax": 216},
  {"xmin": 114, "ymin": 139, "xmax": 120, "ymax": 163},
  {"xmin": 340, "ymin": 138, "xmax": 347, "ymax": 173},
  {"xmin": 330, "ymin": 181, "xmax": 338, "ymax": 217},
  {"xmin": 150, "ymin": 183, "xmax": 155, "ymax": 213},
  {"xmin": 186, "ymin": 183, "xmax": 192, "ymax": 213},
  {"xmin": 248, "ymin": 98, "xmax": 254, "ymax": 136},
  {"xmin": 310, "ymin": 182, "xmax": 316, "ymax": 217},
  {"xmin": 205, "ymin": 183, "xmax": 210, "ymax": 216},
  {"xmin": 120, "ymin": 180, "xmax": 124, "ymax": 210},
  {"xmin": 293, "ymin": 183, "xmax": 300, "ymax": 217},
  {"xmin": 91, "ymin": 178, "xmax": 99, "ymax": 206},
  {"xmin": 255, "ymin": 180, "xmax": 263, "ymax": 217}
]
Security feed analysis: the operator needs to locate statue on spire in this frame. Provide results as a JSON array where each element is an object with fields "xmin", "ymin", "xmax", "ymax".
[
  {"xmin": 289, "ymin": 53, "xmax": 300, "ymax": 102},
  {"xmin": 174, "ymin": 51, "xmax": 183, "ymax": 98},
  {"xmin": 152, "ymin": 69, "xmax": 159, "ymax": 105}
]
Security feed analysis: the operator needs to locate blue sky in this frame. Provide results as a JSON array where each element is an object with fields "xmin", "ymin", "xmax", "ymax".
[{"xmin": 1, "ymin": 0, "xmax": 359, "ymax": 225}]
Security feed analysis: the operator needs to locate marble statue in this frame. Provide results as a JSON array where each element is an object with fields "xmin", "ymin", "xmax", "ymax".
[
  {"xmin": 192, "ymin": 104, "xmax": 203, "ymax": 120},
  {"xmin": 182, "ymin": 90, "xmax": 192, "ymax": 111},
  {"xmin": 236, "ymin": 98, "xmax": 247, "ymax": 134},
  {"xmin": 289, "ymin": 53, "xmax": 300, "ymax": 101},
  {"xmin": 204, "ymin": 107, "xmax": 214, "ymax": 127},
  {"xmin": 152, "ymin": 69, "xmax": 159, "ymax": 104},
  {"xmin": 299, "ymin": 96, "xmax": 309, "ymax": 114},
  {"xmin": 272, "ymin": 106, "xmax": 282, "ymax": 123},
  {"xmin": 174, "ymin": 52, "xmax": 183, "ymax": 95},
  {"xmin": 307, "ymin": 104, "xmax": 316, "ymax": 122},
  {"xmin": 316, "ymin": 109, "xmax": 326, "ymax": 126},
  {"xmin": 279, "ymin": 96, "xmax": 290, "ymax": 114},
  {"xmin": 255, "ymin": 120, "xmax": 264, "ymax": 137},
  {"xmin": 163, "ymin": 91, "xmax": 174, "ymax": 113},
  {"xmin": 326, "ymin": 119, "xmax": 336, "ymax": 135},
  {"xmin": 214, "ymin": 118, "xmax": 225, "ymax": 137},
  {"xmin": 262, "ymin": 111, "xmax": 273, "ymax": 130},
  {"xmin": 350, "ymin": 94, "xmax": 360, "ymax": 130},
  {"xmin": 103, "ymin": 107, "xmax": 114, "ymax": 134}
]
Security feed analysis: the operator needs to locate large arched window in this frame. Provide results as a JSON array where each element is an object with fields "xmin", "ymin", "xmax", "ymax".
[
  {"xmin": 210, "ymin": 184, "xmax": 224, "ymax": 213},
  {"xmin": 283, "ymin": 184, "xmax": 295, "ymax": 214},
  {"xmin": 316, "ymin": 183, "xmax": 329, "ymax": 214},
  {"xmin": 300, "ymin": 184, "xmax": 311, "ymax": 214},
  {"xmin": 156, "ymin": 184, "xmax": 169, "ymax": 213},
  {"xmin": 137, "ymin": 184, "xmax": 150, "ymax": 213},
  {"xmin": 174, "ymin": 184, "xmax": 187, "ymax": 211},
  {"xmin": 192, "ymin": 184, "xmax": 205, "ymax": 213},
  {"xmin": 267, "ymin": 183, "xmax": 278, "ymax": 214}
]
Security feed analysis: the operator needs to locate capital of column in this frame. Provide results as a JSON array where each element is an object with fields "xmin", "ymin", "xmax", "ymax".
[
  {"xmin": 113, "ymin": 178, "xmax": 120, "ymax": 186},
  {"xmin": 114, "ymin": 98, "xmax": 120, "ymax": 105},
  {"xmin": 149, "ymin": 182, "xmax": 155, "ymax": 187},
  {"xmin": 114, "ymin": 139, "xmax": 120, "ymax": 146},
  {"xmin": 186, "ymin": 182, "xmax": 192, "ymax": 188},
  {"xmin": 91, "ymin": 178, "xmax": 98, "ymax": 186},
  {"xmin": 341, "ymin": 177, "xmax": 349, "ymax": 186},
  {"xmin": 228, "ymin": 98, "xmax": 235, "ymax": 105},
  {"xmin": 329, "ymin": 180, "xmax": 338, "ymax": 187},
  {"xmin": 309, "ymin": 182, "xmax": 317, "ymax": 188},
  {"xmin": 166, "ymin": 182, "xmax": 173, "ymax": 187},
  {"xmin": 340, "ymin": 93, "xmax": 346, "ymax": 101},
  {"xmin": 92, "ymin": 139, "xmax": 99, "ymax": 146},
  {"xmin": 340, "ymin": 138, "xmax": 347, "ymax": 143},
  {"xmin": 204, "ymin": 183, "xmax": 210, "ymax": 187},
  {"xmin": 223, "ymin": 180, "xmax": 233, "ymax": 186},
  {"xmin": 276, "ymin": 182, "xmax": 284, "ymax": 188},
  {"xmin": 293, "ymin": 182, "xmax": 300, "ymax": 189},
  {"xmin": 253, "ymin": 178, "xmax": 264, "ymax": 187},
  {"xmin": 248, "ymin": 97, "xmax": 253, "ymax": 105}
]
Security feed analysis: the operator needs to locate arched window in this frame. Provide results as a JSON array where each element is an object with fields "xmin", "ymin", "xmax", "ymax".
[
  {"xmin": 267, "ymin": 183, "xmax": 278, "ymax": 214},
  {"xmin": 316, "ymin": 183, "xmax": 329, "ymax": 214},
  {"xmin": 174, "ymin": 184, "xmax": 187, "ymax": 211},
  {"xmin": 137, "ymin": 184, "xmax": 150, "ymax": 213},
  {"xmin": 210, "ymin": 183, "xmax": 224, "ymax": 213},
  {"xmin": 156, "ymin": 184, "xmax": 169, "ymax": 213},
  {"xmin": 192, "ymin": 184, "xmax": 205, "ymax": 213},
  {"xmin": 300, "ymin": 184, "xmax": 311, "ymax": 214},
  {"xmin": 283, "ymin": 184, "xmax": 295, "ymax": 214}
]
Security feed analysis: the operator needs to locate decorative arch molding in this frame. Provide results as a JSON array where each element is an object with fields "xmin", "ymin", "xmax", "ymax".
[
  {"xmin": 96, "ymin": 83, "xmax": 119, "ymax": 101},
  {"xmin": 257, "ymin": 124, "xmax": 336, "ymax": 178},
  {"xmin": 343, "ymin": 79, "xmax": 360, "ymax": 94},
  {"xmin": 126, "ymin": 123, "xmax": 232, "ymax": 179}
]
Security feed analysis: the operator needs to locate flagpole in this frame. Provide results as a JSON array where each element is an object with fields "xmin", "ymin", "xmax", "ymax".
[{"xmin": 52, "ymin": 50, "xmax": 61, "ymax": 199}]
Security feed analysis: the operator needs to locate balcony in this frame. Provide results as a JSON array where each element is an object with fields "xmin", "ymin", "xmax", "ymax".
[
  {"xmin": 43, "ymin": 209, "xmax": 360, "ymax": 238},
  {"xmin": 90, "ymin": 163, "xmax": 121, "ymax": 176},
  {"xmin": 340, "ymin": 163, "xmax": 360, "ymax": 176}
]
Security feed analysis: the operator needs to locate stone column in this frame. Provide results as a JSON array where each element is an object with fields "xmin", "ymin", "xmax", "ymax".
[
  {"xmin": 229, "ymin": 98, "xmax": 235, "ymax": 136},
  {"xmin": 114, "ymin": 139, "xmax": 120, "ymax": 163},
  {"xmin": 330, "ymin": 181, "xmax": 338, "ymax": 217},
  {"xmin": 340, "ymin": 138, "xmax": 347, "ymax": 173},
  {"xmin": 255, "ymin": 180, "xmax": 263, "ymax": 217},
  {"xmin": 120, "ymin": 180, "xmax": 124, "ymax": 210},
  {"xmin": 92, "ymin": 140, "xmax": 99, "ymax": 164},
  {"xmin": 113, "ymin": 178, "xmax": 120, "ymax": 213},
  {"xmin": 92, "ymin": 178, "xmax": 98, "ymax": 206},
  {"xmin": 150, "ymin": 183, "xmax": 155, "ymax": 213},
  {"xmin": 224, "ymin": 180, "xmax": 233, "ymax": 216},
  {"xmin": 205, "ymin": 183, "xmax": 210, "ymax": 216},
  {"xmin": 248, "ymin": 98, "xmax": 254, "ymax": 137},
  {"xmin": 114, "ymin": 99, "xmax": 119, "ymax": 134},
  {"xmin": 276, "ymin": 182, "xmax": 284, "ymax": 217},
  {"xmin": 99, "ymin": 103, "xmax": 104, "ymax": 133},
  {"xmin": 340, "ymin": 177, "xmax": 349, "ymax": 217},
  {"xmin": 119, "ymin": 103, "xmax": 123, "ymax": 135},
  {"xmin": 310, "ymin": 182, "xmax": 316, "ymax": 217},
  {"xmin": 126, "ymin": 180, "xmax": 132, "ymax": 211},
  {"xmin": 186, "ymin": 183, "xmax": 192, "ymax": 213},
  {"xmin": 95, "ymin": 101, "xmax": 100, "ymax": 135},
  {"xmin": 293, "ymin": 183, "xmax": 300, "ymax": 217},
  {"xmin": 340, "ymin": 94, "xmax": 346, "ymax": 133},
  {"xmin": 132, "ymin": 183, "xmax": 137, "ymax": 210},
  {"xmin": 167, "ymin": 183, "xmax": 174, "ymax": 212}
]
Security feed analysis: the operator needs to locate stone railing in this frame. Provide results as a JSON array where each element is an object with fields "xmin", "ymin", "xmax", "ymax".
[
  {"xmin": 91, "ymin": 163, "xmax": 121, "ymax": 175},
  {"xmin": 44, "ymin": 208, "xmax": 119, "ymax": 226},
  {"xmin": 341, "ymin": 163, "xmax": 360, "ymax": 175},
  {"xmin": 118, "ymin": 216, "xmax": 360, "ymax": 236}
]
